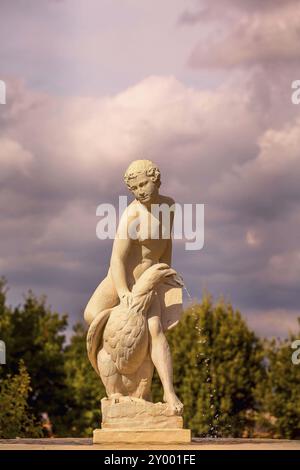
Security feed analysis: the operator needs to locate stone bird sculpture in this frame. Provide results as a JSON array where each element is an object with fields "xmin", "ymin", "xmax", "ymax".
[{"xmin": 87, "ymin": 263, "xmax": 184, "ymax": 403}]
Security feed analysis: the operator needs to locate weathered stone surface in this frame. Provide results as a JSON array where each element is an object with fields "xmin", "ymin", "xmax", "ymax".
[
  {"xmin": 84, "ymin": 160, "xmax": 189, "ymax": 443},
  {"xmin": 101, "ymin": 397, "xmax": 183, "ymax": 429},
  {"xmin": 93, "ymin": 428, "xmax": 191, "ymax": 444},
  {"xmin": 85, "ymin": 160, "xmax": 186, "ymax": 433}
]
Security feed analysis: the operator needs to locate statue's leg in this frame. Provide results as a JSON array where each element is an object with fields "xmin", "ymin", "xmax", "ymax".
[
  {"xmin": 147, "ymin": 292, "xmax": 183, "ymax": 415},
  {"xmin": 84, "ymin": 269, "xmax": 119, "ymax": 325}
]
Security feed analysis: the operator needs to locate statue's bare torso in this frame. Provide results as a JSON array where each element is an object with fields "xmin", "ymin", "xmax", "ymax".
[
  {"xmin": 115, "ymin": 196, "xmax": 173, "ymax": 288},
  {"xmin": 84, "ymin": 195, "xmax": 174, "ymax": 321}
]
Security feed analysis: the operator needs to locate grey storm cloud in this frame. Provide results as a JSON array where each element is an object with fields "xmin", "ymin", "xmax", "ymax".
[
  {"xmin": 1, "ymin": 73, "xmax": 299, "ymax": 338},
  {"xmin": 180, "ymin": 0, "xmax": 300, "ymax": 68},
  {"xmin": 1, "ymin": 1, "xmax": 299, "ymax": 337}
]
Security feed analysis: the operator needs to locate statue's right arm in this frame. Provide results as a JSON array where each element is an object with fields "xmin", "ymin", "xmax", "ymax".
[{"xmin": 110, "ymin": 211, "xmax": 132, "ymax": 300}]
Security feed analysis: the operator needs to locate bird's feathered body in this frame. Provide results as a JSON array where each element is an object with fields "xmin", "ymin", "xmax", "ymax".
[{"xmin": 87, "ymin": 263, "xmax": 183, "ymax": 399}]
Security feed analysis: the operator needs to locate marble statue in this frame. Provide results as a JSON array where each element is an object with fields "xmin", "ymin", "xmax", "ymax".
[{"xmin": 84, "ymin": 160, "xmax": 190, "ymax": 441}]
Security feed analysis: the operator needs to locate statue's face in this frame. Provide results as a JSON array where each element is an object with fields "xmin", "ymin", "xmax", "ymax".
[{"xmin": 128, "ymin": 173, "xmax": 159, "ymax": 204}]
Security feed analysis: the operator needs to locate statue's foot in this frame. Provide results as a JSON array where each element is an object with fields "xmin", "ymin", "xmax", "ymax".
[{"xmin": 163, "ymin": 392, "xmax": 184, "ymax": 415}]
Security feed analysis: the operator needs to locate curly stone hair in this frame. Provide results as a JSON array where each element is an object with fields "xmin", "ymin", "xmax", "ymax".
[{"xmin": 124, "ymin": 159, "xmax": 161, "ymax": 190}]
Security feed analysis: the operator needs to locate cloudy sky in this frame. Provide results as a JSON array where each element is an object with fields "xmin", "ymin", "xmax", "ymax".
[{"xmin": 0, "ymin": 0, "xmax": 300, "ymax": 337}]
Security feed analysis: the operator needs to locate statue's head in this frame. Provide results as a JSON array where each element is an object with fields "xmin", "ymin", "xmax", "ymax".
[{"xmin": 124, "ymin": 159, "xmax": 161, "ymax": 204}]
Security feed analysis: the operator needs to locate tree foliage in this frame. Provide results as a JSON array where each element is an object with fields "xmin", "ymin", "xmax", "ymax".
[
  {"xmin": 164, "ymin": 296, "xmax": 264, "ymax": 437},
  {"xmin": 0, "ymin": 279, "xmax": 69, "ymax": 434},
  {"xmin": 1, "ymin": 278, "xmax": 300, "ymax": 438},
  {"xmin": 258, "ymin": 327, "xmax": 300, "ymax": 439},
  {"xmin": 0, "ymin": 361, "xmax": 43, "ymax": 438},
  {"xmin": 63, "ymin": 323, "xmax": 105, "ymax": 436}
]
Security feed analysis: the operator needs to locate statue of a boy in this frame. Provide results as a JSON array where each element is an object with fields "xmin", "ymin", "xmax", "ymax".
[{"xmin": 85, "ymin": 160, "xmax": 184, "ymax": 415}]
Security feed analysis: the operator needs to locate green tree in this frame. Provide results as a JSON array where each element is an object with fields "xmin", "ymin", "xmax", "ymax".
[
  {"xmin": 63, "ymin": 323, "xmax": 105, "ymax": 436},
  {"xmin": 157, "ymin": 295, "xmax": 264, "ymax": 437},
  {"xmin": 0, "ymin": 361, "xmax": 43, "ymax": 438},
  {"xmin": 4, "ymin": 276, "xmax": 300, "ymax": 439},
  {"xmin": 0, "ymin": 280, "xmax": 70, "ymax": 434}
]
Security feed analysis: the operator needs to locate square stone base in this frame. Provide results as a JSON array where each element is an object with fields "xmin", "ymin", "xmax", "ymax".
[{"xmin": 93, "ymin": 428, "xmax": 191, "ymax": 444}]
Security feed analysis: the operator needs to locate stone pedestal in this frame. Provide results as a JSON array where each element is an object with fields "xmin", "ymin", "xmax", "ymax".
[
  {"xmin": 93, "ymin": 428, "xmax": 191, "ymax": 444},
  {"xmin": 93, "ymin": 397, "xmax": 191, "ymax": 444}
]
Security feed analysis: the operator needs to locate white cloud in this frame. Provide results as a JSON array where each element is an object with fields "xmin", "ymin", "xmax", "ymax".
[
  {"xmin": 246, "ymin": 229, "xmax": 262, "ymax": 247},
  {"xmin": 186, "ymin": 1, "xmax": 300, "ymax": 68},
  {"xmin": 0, "ymin": 74, "xmax": 299, "ymax": 336},
  {"xmin": 0, "ymin": 137, "xmax": 33, "ymax": 181},
  {"xmin": 211, "ymin": 117, "xmax": 300, "ymax": 220}
]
